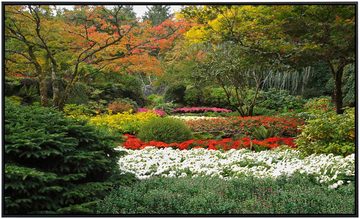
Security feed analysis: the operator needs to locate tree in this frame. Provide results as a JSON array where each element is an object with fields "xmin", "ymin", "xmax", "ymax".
[
  {"xmin": 279, "ymin": 5, "xmax": 355, "ymax": 114},
  {"xmin": 5, "ymin": 5, "xmax": 189, "ymax": 109},
  {"xmin": 143, "ymin": 5, "xmax": 171, "ymax": 26},
  {"xmin": 195, "ymin": 42, "xmax": 275, "ymax": 116},
  {"xmin": 181, "ymin": 5, "xmax": 355, "ymax": 114}
]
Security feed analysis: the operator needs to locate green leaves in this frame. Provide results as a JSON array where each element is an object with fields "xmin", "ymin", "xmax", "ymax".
[
  {"xmin": 296, "ymin": 107, "xmax": 355, "ymax": 156},
  {"xmin": 4, "ymin": 99, "xmax": 123, "ymax": 214}
]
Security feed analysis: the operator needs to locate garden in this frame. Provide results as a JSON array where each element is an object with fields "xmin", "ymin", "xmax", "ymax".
[{"xmin": 4, "ymin": 4, "xmax": 356, "ymax": 215}]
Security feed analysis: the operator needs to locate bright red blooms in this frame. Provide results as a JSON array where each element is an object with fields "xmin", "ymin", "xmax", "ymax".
[{"xmin": 123, "ymin": 134, "xmax": 295, "ymax": 151}]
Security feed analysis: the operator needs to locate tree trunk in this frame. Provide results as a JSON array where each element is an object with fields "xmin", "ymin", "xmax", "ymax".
[
  {"xmin": 51, "ymin": 65, "xmax": 62, "ymax": 109},
  {"xmin": 334, "ymin": 66, "xmax": 344, "ymax": 114},
  {"xmin": 39, "ymin": 75, "xmax": 49, "ymax": 107}
]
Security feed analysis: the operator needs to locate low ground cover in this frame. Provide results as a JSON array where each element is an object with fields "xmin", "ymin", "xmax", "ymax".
[{"xmin": 96, "ymin": 175, "xmax": 355, "ymax": 214}]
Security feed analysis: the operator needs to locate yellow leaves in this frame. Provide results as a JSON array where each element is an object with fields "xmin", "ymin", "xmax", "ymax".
[
  {"xmin": 185, "ymin": 25, "xmax": 207, "ymax": 44},
  {"xmin": 89, "ymin": 111, "xmax": 159, "ymax": 134}
]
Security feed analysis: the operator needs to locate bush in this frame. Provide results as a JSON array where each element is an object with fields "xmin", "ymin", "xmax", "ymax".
[
  {"xmin": 184, "ymin": 86, "xmax": 204, "ymax": 106},
  {"xmin": 296, "ymin": 108, "xmax": 355, "ymax": 156},
  {"xmin": 66, "ymin": 82, "xmax": 91, "ymax": 105},
  {"xmin": 257, "ymin": 89, "xmax": 305, "ymax": 112},
  {"xmin": 164, "ymin": 84, "xmax": 186, "ymax": 104},
  {"xmin": 138, "ymin": 117, "xmax": 192, "ymax": 143},
  {"xmin": 108, "ymin": 98, "xmax": 138, "ymax": 114},
  {"xmin": 96, "ymin": 175, "xmax": 355, "ymax": 214},
  {"xmin": 184, "ymin": 86, "xmax": 231, "ymax": 109},
  {"xmin": 304, "ymin": 96, "xmax": 334, "ymax": 114},
  {"xmin": 89, "ymin": 111, "xmax": 159, "ymax": 135},
  {"xmin": 203, "ymin": 87, "xmax": 230, "ymax": 108},
  {"xmin": 252, "ymin": 126, "xmax": 275, "ymax": 140},
  {"xmin": 90, "ymin": 74, "xmax": 145, "ymax": 107},
  {"xmin": 154, "ymin": 102, "xmax": 178, "ymax": 114},
  {"xmin": 147, "ymin": 94, "xmax": 165, "ymax": 107},
  {"xmin": 63, "ymin": 104, "xmax": 96, "ymax": 119},
  {"xmin": 4, "ymin": 99, "xmax": 123, "ymax": 214}
]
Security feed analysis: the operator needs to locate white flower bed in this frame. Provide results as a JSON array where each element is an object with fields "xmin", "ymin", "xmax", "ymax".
[
  {"xmin": 169, "ymin": 116, "xmax": 218, "ymax": 121},
  {"xmin": 118, "ymin": 147, "xmax": 354, "ymax": 188}
]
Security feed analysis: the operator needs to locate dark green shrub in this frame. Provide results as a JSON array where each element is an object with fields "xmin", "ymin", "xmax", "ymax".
[
  {"xmin": 164, "ymin": 84, "xmax": 186, "ymax": 104},
  {"xmin": 96, "ymin": 175, "xmax": 355, "ymax": 214},
  {"xmin": 89, "ymin": 74, "xmax": 145, "ymax": 107},
  {"xmin": 66, "ymin": 82, "xmax": 90, "ymax": 105},
  {"xmin": 296, "ymin": 108, "xmax": 355, "ymax": 156},
  {"xmin": 4, "ymin": 99, "xmax": 125, "ymax": 214},
  {"xmin": 184, "ymin": 86, "xmax": 204, "ymax": 106},
  {"xmin": 138, "ymin": 117, "xmax": 192, "ymax": 143},
  {"xmin": 257, "ymin": 89, "xmax": 305, "ymax": 112},
  {"xmin": 184, "ymin": 86, "xmax": 232, "ymax": 109},
  {"xmin": 203, "ymin": 87, "xmax": 230, "ymax": 108},
  {"xmin": 252, "ymin": 106, "xmax": 277, "ymax": 116},
  {"xmin": 5, "ymin": 77, "xmax": 22, "ymax": 97}
]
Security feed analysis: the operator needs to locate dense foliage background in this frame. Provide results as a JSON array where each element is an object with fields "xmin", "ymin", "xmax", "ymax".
[{"xmin": 4, "ymin": 4, "xmax": 355, "ymax": 215}]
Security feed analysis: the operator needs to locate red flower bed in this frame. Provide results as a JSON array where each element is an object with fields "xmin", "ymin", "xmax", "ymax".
[
  {"xmin": 185, "ymin": 116, "xmax": 303, "ymax": 137},
  {"xmin": 123, "ymin": 134, "xmax": 296, "ymax": 151},
  {"xmin": 173, "ymin": 107, "xmax": 232, "ymax": 113}
]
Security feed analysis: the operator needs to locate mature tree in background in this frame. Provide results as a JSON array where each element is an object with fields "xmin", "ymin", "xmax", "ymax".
[
  {"xmin": 5, "ymin": 5, "xmax": 189, "ymax": 109},
  {"xmin": 143, "ymin": 5, "xmax": 171, "ymax": 26},
  {"xmin": 195, "ymin": 42, "xmax": 277, "ymax": 116},
  {"xmin": 5, "ymin": 5, "xmax": 69, "ymax": 107},
  {"xmin": 280, "ymin": 5, "xmax": 355, "ymax": 114},
  {"xmin": 181, "ymin": 5, "xmax": 355, "ymax": 114}
]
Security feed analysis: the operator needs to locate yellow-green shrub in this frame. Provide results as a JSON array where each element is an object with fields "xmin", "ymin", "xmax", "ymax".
[
  {"xmin": 89, "ymin": 111, "xmax": 159, "ymax": 134},
  {"xmin": 296, "ymin": 108, "xmax": 355, "ymax": 156}
]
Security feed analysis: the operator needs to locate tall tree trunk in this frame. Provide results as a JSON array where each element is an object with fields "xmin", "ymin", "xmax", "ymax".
[
  {"xmin": 38, "ymin": 75, "xmax": 49, "ymax": 107},
  {"xmin": 28, "ymin": 45, "xmax": 49, "ymax": 106},
  {"xmin": 334, "ymin": 66, "xmax": 344, "ymax": 114},
  {"xmin": 51, "ymin": 64, "xmax": 61, "ymax": 109},
  {"xmin": 329, "ymin": 61, "xmax": 345, "ymax": 114}
]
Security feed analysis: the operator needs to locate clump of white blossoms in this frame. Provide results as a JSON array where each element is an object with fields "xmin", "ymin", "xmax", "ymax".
[{"xmin": 117, "ymin": 147, "xmax": 354, "ymax": 188}]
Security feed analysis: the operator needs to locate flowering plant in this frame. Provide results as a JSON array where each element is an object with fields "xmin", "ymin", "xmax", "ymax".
[
  {"xmin": 123, "ymin": 134, "xmax": 295, "ymax": 150},
  {"xmin": 185, "ymin": 116, "xmax": 303, "ymax": 137},
  {"xmin": 138, "ymin": 108, "xmax": 166, "ymax": 117},
  {"xmin": 173, "ymin": 107, "xmax": 232, "ymax": 113},
  {"xmin": 118, "ymin": 147, "xmax": 355, "ymax": 189}
]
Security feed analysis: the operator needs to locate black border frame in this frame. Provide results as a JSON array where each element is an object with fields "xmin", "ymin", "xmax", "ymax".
[{"xmin": 1, "ymin": 1, "xmax": 358, "ymax": 217}]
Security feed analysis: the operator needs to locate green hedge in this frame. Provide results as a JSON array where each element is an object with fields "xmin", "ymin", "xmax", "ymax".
[
  {"xmin": 4, "ymin": 99, "xmax": 127, "ymax": 214},
  {"xmin": 96, "ymin": 175, "xmax": 355, "ymax": 214}
]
